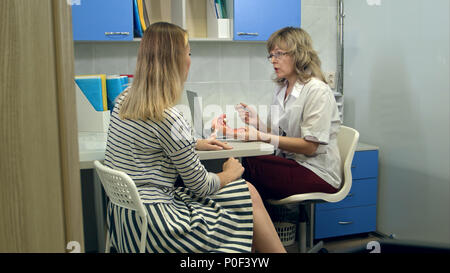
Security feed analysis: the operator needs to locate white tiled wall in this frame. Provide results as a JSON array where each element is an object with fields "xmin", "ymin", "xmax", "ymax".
[
  {"xmin": 184, "ymin": 42, "xmax": 276, "ymax": 128},
  {"xmin": 302, "ymin": 0, "xmax": 338, "ymax": 73},
  {"xmin": 74, "ymin": 1, "xmax": 338, "ymax": 128}
]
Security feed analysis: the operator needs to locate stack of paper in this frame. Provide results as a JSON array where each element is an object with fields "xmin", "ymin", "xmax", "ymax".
[
  {"xmin": 133, "ymin": 0, "xmax": 148, "ymax": 37},
  {"xmin": 75, "ymin": 75, "xmax": 108, "ymax": 111},
  {"xmin": 133, "ymin": 0, "xmax": 174, "ymax": 38},
  {"xmin": 106, "ymin": 75, "xmax": 129, "ymax": 110},
  {"xmin": 75, "ymin": 74, "xmax": 130, "ymax": 112},
  {"xmin": 212, "ymin": 0, "xmax": 228, "ymax": 19}
]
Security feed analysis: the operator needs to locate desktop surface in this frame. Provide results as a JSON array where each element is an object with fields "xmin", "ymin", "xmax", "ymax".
[
  {"xmin": 195, "ymin": 141, "xmax": 275, "ymax": 160},
  {"xmin": 78, "ymin": 131, "xmax": 275, "ymax": 169}
]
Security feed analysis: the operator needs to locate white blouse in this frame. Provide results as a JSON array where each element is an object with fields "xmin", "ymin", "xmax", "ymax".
[{"xmin": 268, "ymin": 78, "xmax": 342, "ymax": 189}]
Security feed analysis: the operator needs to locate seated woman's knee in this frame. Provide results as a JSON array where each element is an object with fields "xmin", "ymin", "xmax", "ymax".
[{"xmin": 246, "ymin": 181, "xmax": 263, "ymax": 208}]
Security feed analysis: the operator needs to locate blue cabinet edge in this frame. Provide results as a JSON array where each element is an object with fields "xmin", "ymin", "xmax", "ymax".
[{"xmin": 72, "ymin": 0, "xmax": 134, "ymax": 41}]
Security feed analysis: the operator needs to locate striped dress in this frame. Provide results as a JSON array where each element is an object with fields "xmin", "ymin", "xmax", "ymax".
[{"xmin": 104, "ymin": 90, "xmax": 253, "ymax": 253}]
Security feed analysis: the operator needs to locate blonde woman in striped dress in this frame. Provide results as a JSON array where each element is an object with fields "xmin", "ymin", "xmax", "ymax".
[{"xmin": 104, "ymin": 22, "xmax": 285, "ymax": 253}]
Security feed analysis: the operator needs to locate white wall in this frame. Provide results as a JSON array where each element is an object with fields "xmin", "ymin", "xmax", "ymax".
[{"xmin": 344, "ymin": 0, "xmax": 450, "ymax": 244}]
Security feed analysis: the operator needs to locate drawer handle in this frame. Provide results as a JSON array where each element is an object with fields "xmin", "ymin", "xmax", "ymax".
[
  {"xmin": 351, "ymin": 165, "xmax": 356, "ymax": 169},
  {"xmin": 237, "ymin": 32, "xmax": 259, "ymax": 36},
  {"xmin": 338, "ymin": 221, "xmax": 353, "ymax": 225},
  {"xmin": 347, "ymin": 193, "xmax": 354, "ymax": 198},
  {"xmin": 105, "ymin": 32, "xmax": 130, "ymax": 36}
]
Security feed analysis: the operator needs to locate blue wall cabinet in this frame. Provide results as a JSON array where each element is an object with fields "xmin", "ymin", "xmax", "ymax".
[
  {"xmin": 314, "ymin": 149, "xmax": 379, "ymax": 239},
  {"xmin": 72, "ymin": 0, "xmax": 133, "ymax": 41},
  {"xmin": 233, "ymin": 0, "xmax": 301, "ymax": 41}
]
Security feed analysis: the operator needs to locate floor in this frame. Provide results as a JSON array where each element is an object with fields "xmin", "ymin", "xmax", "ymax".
[{"xmin": 285, "ymin": 233, "xmax": 383, "ymax": 253}]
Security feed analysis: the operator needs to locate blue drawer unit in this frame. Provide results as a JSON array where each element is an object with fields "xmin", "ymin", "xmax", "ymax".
[
  {"xmin": 316, "ymin": 178, "xmax": 378, "ymax": 212},
  {"xmin": 315, "ymin": 206, "xmax": 377, "ymax": 239},
  {"xmin": 351, "ymin": 150, "xmax": 378, "ymax": 179},
  {"xmin": 315, "ymin": 149, "xmax": 379, "ymax": 239},
  {"xmin": 72, "ymin": 0, "xmax": 133, "ymax": 41},
  {"xmin": 233, "ymin": 0, "xmax": 301, "ymax": 41}
]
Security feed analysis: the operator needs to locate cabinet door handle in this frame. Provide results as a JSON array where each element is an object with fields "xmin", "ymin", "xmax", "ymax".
[
  {"xmin": 237, "ymin": 32, "xmax": 259, "ymax": 36},
  {"xmin": 338, "ymin": 221, "xmax": 353, "ymax": 225},
  {"xmin": 105, "ymin": 32, "xmax": 130, "ymax": 36}
]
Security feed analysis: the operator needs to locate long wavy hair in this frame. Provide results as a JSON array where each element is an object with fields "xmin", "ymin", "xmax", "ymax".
[
  {"xmin": 267, "ymin": 27, "xmax": 327, "ymax": 86},
  {"xmin": 119, "ymin": 22, "xmax": 188, "ymax": 121}
]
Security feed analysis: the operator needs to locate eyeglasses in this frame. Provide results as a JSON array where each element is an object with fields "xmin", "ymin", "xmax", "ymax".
[{"xmin": 267, "ymin": 51, "xmax": 289, "ymax": 62}]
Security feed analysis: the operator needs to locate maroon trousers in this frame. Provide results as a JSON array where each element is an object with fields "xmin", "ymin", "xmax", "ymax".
[{"xmin": 242, "ymin": 155, "xmax": 338, "ymax": 200}]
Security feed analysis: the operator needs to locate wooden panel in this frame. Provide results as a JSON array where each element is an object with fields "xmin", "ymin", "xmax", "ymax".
[
  {"xmin": 145, "ymin": 0, "xmax": 172, "ymax": 23},
  {"xmin": 186, "ymin": 0, "xmax": 207, "ymax": 38},
  {"xmin": 52, "ymin": 0, "xmax": 85, "ymax": 252},
  {"xmin": 0, "ymin": 0, "xmax": 82, "ymax": 252}
]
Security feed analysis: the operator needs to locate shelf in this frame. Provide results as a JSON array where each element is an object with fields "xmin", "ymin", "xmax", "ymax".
[
  {"xmin": 132, "ymin": 37, "xmax": 235, "ymax": 42},
  {"xmin": 173, "ymin": 0, "xmax": 234, "ymax": 40},
  {"xmin": 132, "ymin": 37, "xmax": 265, "ymax": 43},
  {"xmin": 73, "ymin": 0, "xmax": 235, "ymax": 43},
  {"xmin": 190, "ymin": 38, "xmax": 264, "ymax": 43},
  {"xmin": 72, "ymin": 0, "xmax": 301, "ymax": 43},
  {"xmin": 72, "ymin": 37, "xmax": 265, "ymax": 44}
]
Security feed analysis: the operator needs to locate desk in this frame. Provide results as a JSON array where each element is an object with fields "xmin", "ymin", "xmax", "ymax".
[
  {"xmin": 79, "ymin": 132, "xmax": 107, "ymax": 169},
  {"xmin": 78, "ymin": 131, "xmax": 274, "ymax": 252},
  {"xmin": 79, "ymin": 132, "xmax": 275, "ymax": 168}
]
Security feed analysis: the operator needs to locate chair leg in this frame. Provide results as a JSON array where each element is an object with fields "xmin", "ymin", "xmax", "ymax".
[
  {"xmin": 105, "ymin": 231, "xmax": 111, "ymax": 253},
  {"xmin": 307, "ymin": 240, "xmax": 324, "ymax": 253},
  {"xmin": 139, "ymin": 218, "xmax": 148, "ymax": 253},
  {"xmin": 305, "ymin": 204, "xmax": 327, "ymax": 253},
  {"xmin": 299, "ymin": 221, "xmax": 307, "ymax": 253},
  {"xmin": 298, "ymin": 204, "xmax": 308, "ymax": 253},
  {"xmin": 308, "ymin": 203, "xmax": 315, "ymax": 249}
]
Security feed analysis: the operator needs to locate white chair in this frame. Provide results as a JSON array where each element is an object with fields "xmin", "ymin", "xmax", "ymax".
[
  {"xmin": 93, "ymin": 160, "xmax": 149, "ymax": 253},
  {"xmin": 268, "ymin": 126, "xmax": 359, "ymax": 253}
]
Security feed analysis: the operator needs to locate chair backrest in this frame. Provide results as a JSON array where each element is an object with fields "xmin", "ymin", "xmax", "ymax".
[
  {"xmin": 333, "ymin": 125, "xmax": 360, "ymax": 201},
  {"xmin": 93, "ymin": 160, "xmax": 147, "ymax": 217},
  {"xmin": 268, "ymin": 125, "xmax": 359, "ymax": 205}
]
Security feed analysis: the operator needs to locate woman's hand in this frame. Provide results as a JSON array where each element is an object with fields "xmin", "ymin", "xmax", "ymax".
[
  {"xmin": 195, "ymin": 137, "xmax": 232, "ymax": 151},
  {"xmin": 218, "ymin": 157, "xmax": 245, "ymax": 187},
  {"xmin": 235, "ymin": 126, "xmax": 271, "ymax": 142},
  {"xmin": 235, "ymin": 103, "xmax": 259, "ymax": 128},
  {"xmin": 223, "ymin": 157, "xmax": 244, "ymax": 177}
]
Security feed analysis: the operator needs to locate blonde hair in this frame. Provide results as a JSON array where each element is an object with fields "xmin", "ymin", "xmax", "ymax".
[
  {"xmin": 267, "ymin": 27, "xmax": 327, "ymax": 85},
  {"xmin": 119, "ymin": 22, "xmax": 188, "ymax": 121}
]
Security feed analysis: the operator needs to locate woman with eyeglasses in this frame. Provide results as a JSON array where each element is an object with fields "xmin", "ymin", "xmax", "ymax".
[
  {"xmin": 234, "ymin": 27, "xmax": 342, "ymax": 200},
  {"xmin": 104, "ymin": 22, "xmax": 285, "ymax": 253}
]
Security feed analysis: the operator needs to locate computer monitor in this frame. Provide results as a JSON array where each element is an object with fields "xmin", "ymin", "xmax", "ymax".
[
  {"xmin": 186, "ymin": 90, "xmax": 237, "ymax": 141},
  {"xmin": 186, "ymin": 90, "xmax": 208, "ymax": 139}
]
